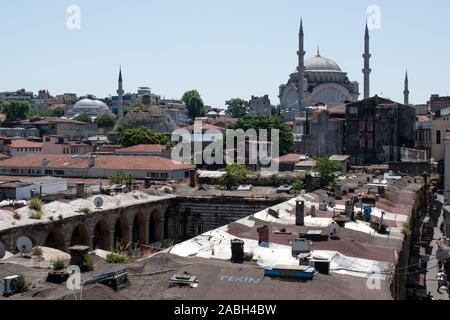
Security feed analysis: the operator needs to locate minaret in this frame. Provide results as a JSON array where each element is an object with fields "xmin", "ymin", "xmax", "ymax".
[
  {"xmin": 117, "ymin": 66, "xmax": 124, "ymax": 116},
  {"xmin": 403, "ymin": 70, "xmax": 410, "ymax": 105},
  {"xmin": 297, "ymin": 19, "xmax": 305, "ymax": 110},
  {"xmin": 363, "ymin": 22, "xmax": 371, "ymax": 99}
]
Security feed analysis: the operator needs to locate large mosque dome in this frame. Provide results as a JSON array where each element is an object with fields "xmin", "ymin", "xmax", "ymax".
[
  {"xmin": 304, "ymin": 54, "xmax": 342, "ymax": 72},
  {"xmin": 73, "ymin": 99, "xmax": 109, "ymax": 110}
]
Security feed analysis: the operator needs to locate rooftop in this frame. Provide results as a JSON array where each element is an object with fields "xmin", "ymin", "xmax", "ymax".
[
  {"xmin": 116, "ymin": 144, "xmax": 167, "ymax": 154},
  {"xmin": 0, "ymin": 154, "xmax": 194, "ymax": 172}
]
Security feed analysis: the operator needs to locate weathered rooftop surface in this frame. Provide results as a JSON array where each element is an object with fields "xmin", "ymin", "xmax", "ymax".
[
  {"xmin": 0, "ymin": 191, "xmax": 174, "ymax": 233},
  {"xmin": 0, "ymin": 172, "xmax": 424, "ymax": 300}
]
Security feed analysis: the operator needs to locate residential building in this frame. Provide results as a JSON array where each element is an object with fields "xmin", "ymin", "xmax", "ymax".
[
  {"xmin": 0, "ymin": 176, "xmax": 67, "ymax": 200},
  {"xmin": 0, "ymin": 154, "xmax": 194, "ymax": 181},
  {"xmin": 0, "ymin": 127, "xmax": 40, "ymax": 139},
  {"xmin": 4, "ymin": 140, "xmax": 43, "ymax": 157},
  {"xmin": 115, "ymin": 144, "xmax": 168, "ymax": 157},
  {"xmin": 416, "ymin": 116, "xmax": 450, "ymax": 162},
  {"xmin": 428, "ymin": 94, "xmax": 450, "ymax": 113},
  {"xmin": 18, "ymin": 117, "xmax": 98, "ymax": 140},
  {"xmin": 42, "ymin": 135, "xmax": 91, "ymax": 155},
  {"xmin": 345, "ymin": 96, "xmax": 416, "ymax": 165}
]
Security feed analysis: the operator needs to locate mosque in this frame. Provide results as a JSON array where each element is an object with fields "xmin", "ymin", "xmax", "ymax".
[{"xmin": 279, "ymin": 20, "xmax": 410, "ymax": 113}]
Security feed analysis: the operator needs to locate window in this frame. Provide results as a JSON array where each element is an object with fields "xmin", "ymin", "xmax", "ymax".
[
  {"xmin": 185, "ymin": 171, "xmax": 190, "ymax": 178},
  {"xmin": 161, "ymin": 172, "xmax": 169, "ymax": 179},
  {"xmin": 197, "ymin": 225, "xmax": 204, "ymax": 235},
  {"xmin": 436, "ymin": 130, "xmax": 442, "ymax": 144}
]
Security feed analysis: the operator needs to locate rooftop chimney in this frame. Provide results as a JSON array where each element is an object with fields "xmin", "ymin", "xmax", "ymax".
[
  {"xmin": 42, "ymin": 159, "xmax": 50, "ymax": 167},
  {"xmin": 88, "ymin": 157, "xmax": 95, "ymax": 168},
  {"xmin": 257, "ymin": 225, "xmax": 270, "ymax": 246},
  {"xmin": 296, "ymin": 200, "xmax": 305, "ymax": 226},
  {"xmin": 76, "ymin": 182, "xmax": 85, "ymax": 198}
]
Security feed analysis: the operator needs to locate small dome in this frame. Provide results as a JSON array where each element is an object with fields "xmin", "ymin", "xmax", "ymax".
[
  {"xmin": 74, "ymin": 99, "xmax": 109, "ymax": 110},
  {"xmin": 305, "ymin": 54, "xmax": 342, "ymax": 72}
]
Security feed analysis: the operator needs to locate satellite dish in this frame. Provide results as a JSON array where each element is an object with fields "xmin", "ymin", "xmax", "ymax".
[
  {"xmin": 330, "ymin": 223, "xmax": 340, "ymax": 239},
  {"xmin": 93, "ymin": 196, "xmax": 104, "ymax": 209},
  {"xmin": 0, "ymin": 242, "xmax": 6, "ymax": 259},
  {"xmin": 16, "ymin": 236, "xmax": 32, "ymax": 255}
]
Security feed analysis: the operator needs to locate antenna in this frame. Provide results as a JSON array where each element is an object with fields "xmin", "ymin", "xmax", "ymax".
[
  {"xmin": 0, "ymin": 242, "xmax": 6, "ymax": 259},
  {"xmin": 93, "ymin": 196, "xmax": 104, "ymax": 209},
  {"xmin": 16, "ymin": 236, "xmax": 32, "ymax": 257}
]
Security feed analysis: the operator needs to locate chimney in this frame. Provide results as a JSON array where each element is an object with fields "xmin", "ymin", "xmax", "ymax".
[
  {"xmin": 345, "ymin": 201, "xmax": 354, "ymax": 219},
  {"xmin": 42, "ymin": 159, "xmax": 50, "ymax": 167},
  {"xmin": 144, "ymin": 177, "xmax": 152, "ymax": 189},
  {"xmin": 310, "ymin": 205, "xmax": 316, "ymax": 218},
  {"xmin": 378, "ymin": 186, "xmax": 385, "ymax": 195},
  {"xmin": 230, "ymin": 239, "xmax": 244, "ymax": 264},
  {"xmin": 257, "ymin": 225, "xmax": 270, "ymax": 246},
  {"xmin": 379, "ymin": 211, "xmax": 385, "ymax": 232},
  {"xmin": 88, "ymin": 157, "xmax": 95, "ymax": 168},
  {"xmin": 334, "ymin": 184, "xmax": 342, "ymax": 199},
  {"xmin": 296, "ymin": 200, "xmax": 305, "ymax": 226},
  {"xmin": 189, "ymin": 169, "xmax": 196, "ymax": 188},
  {"xmin": 76, "ymin": 182, "xmax": 85, "ymax": 198}
]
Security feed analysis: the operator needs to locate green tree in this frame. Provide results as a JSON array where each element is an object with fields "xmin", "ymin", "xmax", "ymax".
[
  {"xmin": 1, "ymin": 101, "xmax": 30, "ymax": 122},
  {"xmin": 118, "ymin": 127, "xmax": 170, "ymax": 147},
  {"xmin": 74, "ymin": 112, "xmax": 92, "ymax": 123},
  {"xmin": 229, "ymin": 115, "xmax": 294, "ymax": 155},
  {"xmin": 314, "ymin": 156, "xmax": 343, "ymax": 188},
  {"xmin": 28, "ymin": 107, "xmax": 65, "ymax": 118},
  {"xmin": 292, "ymin": 178, "xmax": 305, "ymax": 191},
  {"xmin": 109, "ymin": 171, "xmax": 134, "ymax": 185},
  {"xmin": 219, "ymin": 164, "xmax": 248, "ymax": 190},
  {"xmin": 95, "ymin": 114, "xmax": 117, "ymax": 128},
  {"xmin": 182, "ymin": 90, "xmax": 206, "ymax": 120},
  {"xmin": 225, "ymin": 98, "xmax": 248, "ymax": 118}
]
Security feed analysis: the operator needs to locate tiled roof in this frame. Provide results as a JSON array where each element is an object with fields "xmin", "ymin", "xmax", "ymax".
[
  {"xmin": 8, "ymin": 140, "xmax": 43, "ymax": 149},
  {"xmin": 0, "ymin": 154, "xmax": 194, "ymax": 171},
  {"xmin": 116, "ymin": 144, "xmax": 166, "ymax": 154},
  {"xmin": 278, "ymin": 153, "xmax": 308, "ymax": 164},
  {"xmin": 183, "ymin": 123, "xmax": 225, "ymax": 131},
  {"xmin": 20, "ymin": 117, "xmax": 86, "ymax": 125}
]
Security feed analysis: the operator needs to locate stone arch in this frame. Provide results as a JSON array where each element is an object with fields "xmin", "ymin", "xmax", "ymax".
[
  {"xmin": 44, "ymin": 227, "xmax": 65, "ymax": 252},
  {"xmin": 132, "ymin": 212, "xmax": 146, "ymax": 246},
  {"xmin": 114, "ymin": 215, "xmax": 130, "ymax": 248},
  {"xmin": 149, "ymin": 209, "xmax": 164, "ymax": 244},
  {"xmin": 70, "ymin": 224, "xmax": 90, "ymax": 247},
  {"xmin": 93, "ymin": 219, "xmax": 110, "ymax": 250}
]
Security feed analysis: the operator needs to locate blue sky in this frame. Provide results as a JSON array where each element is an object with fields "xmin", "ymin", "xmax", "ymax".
[{"xmin": 0, "ymin": 0, "xmax": 449, "ymax": 107}]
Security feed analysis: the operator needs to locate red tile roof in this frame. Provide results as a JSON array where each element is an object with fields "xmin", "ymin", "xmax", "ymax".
[
  {"xmin": 183, "ymin": 123, "xmax": 225, "ymax": 131},
  {"xmin": 8, "ymin": 140, "xmax": 43, "ymax": 149},
  {"xmin": 0, "ymin": 154, "xmax": 194, "ymax": 171},
  {"xmin": 116, "ymin": 144, "xmax": 166, "ymax": 154},
  {"xmin": 278, "ymin": 153, "xmax": 308, "ymax": 164}
]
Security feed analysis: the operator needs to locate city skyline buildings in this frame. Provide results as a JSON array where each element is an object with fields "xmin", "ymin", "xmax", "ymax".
[{"xmin": 0, "ymin": 1, "xmax": 449, "ymax": 108}]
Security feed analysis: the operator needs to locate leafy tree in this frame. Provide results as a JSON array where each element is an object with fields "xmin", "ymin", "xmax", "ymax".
[
  {"xmin": 314, "ymin": 156, "xmax": 343, "ymax": 188},
  {"xmin": 182, "ymin": 90, "xmax": 206, "ymax": 120},
  {"xmin": 118, "ymin": 127, "xmax": 170, "ymax": 147},
  {"xmin": 229, "ymin": 115, "xmax": 294, "ymax": 155},
  {"xmin": 271, "ymin": 105, "xmax": 281, "ymax": 116},
  {"xmin": 1, "ymin": 101, "xmax": 30, "ymax": 122},
  {"xmin": 95, "ymin": 113, "xmax": 117, "ymax": 128},
  {"xmin": 109, "ymin": 171, "xmax": 134, "ymax": 185},
  {"xmin": 219, "ymin": 164, "xmax": 248, "ymax": 189},
  {"xmin": 74, "ymin": 112, "xmax": 92, "ymax": 123},
  {"xmin": 28, "ymin": 107, "xmax": 65, "ymax": 118},
  {"xmin": 292, "ymin": 178, "xmax": 305, "ymax": 191},
  {"xmin": 225, "ymin": 98, "xmax": 248, "ymax": 118}
]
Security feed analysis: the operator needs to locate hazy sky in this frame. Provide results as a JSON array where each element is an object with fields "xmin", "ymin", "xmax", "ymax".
[{"xmin": 0, "ymin": 0, "xmax": 449, "ymax": 107}]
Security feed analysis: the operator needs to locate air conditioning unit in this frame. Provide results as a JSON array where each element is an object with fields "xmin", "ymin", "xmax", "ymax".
[{"xmin": 3, "ymin": 275, "xmax": 19, "ymax": 296}]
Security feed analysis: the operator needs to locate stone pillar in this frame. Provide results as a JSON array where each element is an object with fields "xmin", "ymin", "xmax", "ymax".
[
  {"xmin": 144, "ymin": 221, "xmax": 150, "ymax": 245},
  {"xmin": 109, "ymin": 231, "xmax": 115, "ymax": 251},
  {"xmin": 89, "ymin": 236, "xmax": 95, "ymax": 251}
]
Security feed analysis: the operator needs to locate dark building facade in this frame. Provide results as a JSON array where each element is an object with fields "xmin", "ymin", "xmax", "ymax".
[
  {"xmin": 345, "ymin": 96, "xmax": 416, "ymax": 165},
  {"xmin": 294, "ymin": 110, "xmax": 344, "ymax": 156}
]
